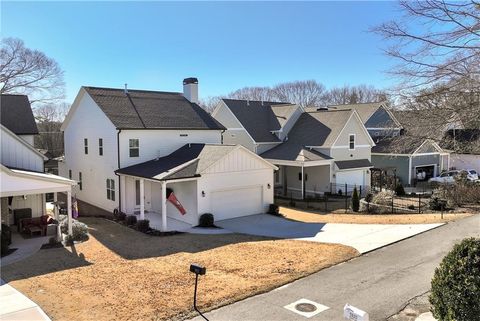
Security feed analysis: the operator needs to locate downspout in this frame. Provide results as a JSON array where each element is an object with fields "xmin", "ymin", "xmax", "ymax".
[
  {"xmin": 114, "ymin": 129, "xmax": 122, "ymax": 212},
  {"xmin": 221, "ymin": 129, "xmax": 225, "ymax": 145}
]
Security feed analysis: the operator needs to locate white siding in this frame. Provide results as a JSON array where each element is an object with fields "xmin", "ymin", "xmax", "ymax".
[
  {"xmin": 203, "ymin": 147, "xmax": 273, "ymax": 174},
  {"xmin": 61, "ymin": 91, "xmax": 119, "ymax": 212},
  {"xmin": 222, "ymin": 129, "xmax": 256, "ymax": 152},
  {"xmin": 18, "ymin": 135, "xmax": 35, "ymax": 146},
  {"xmin": 8, "ymin": 194, "xmax": 44, "ymax": 224},
  {"xmin": 1, "ymin": 127, "xmax": 44, "ymax": 172},
  {"xmin": 119, "ymin": 130, "xmax": 222, "ymax": 168}
]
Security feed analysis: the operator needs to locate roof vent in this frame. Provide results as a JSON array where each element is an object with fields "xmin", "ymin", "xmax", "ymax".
[
  {"xmin": 124, "ymin": 83, "xmax": 128, "ymax": 94},
  {"xmin": 261, "ymin": 100, "xmax": 264, "ymax": 106},
  {"xmin": 246, "ymin": 99, "xmax": 250, "ymax": 106}
]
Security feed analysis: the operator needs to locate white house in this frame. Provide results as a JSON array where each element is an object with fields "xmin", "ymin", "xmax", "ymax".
[
  {"xmin": 212, "ymin": 99, "xmax": 375, "ymax": 198},
  {"xmin": 60, "ymin": 78, "xmax": 276, "ymax": 231},
  {"xmin": 0, "ymin": 94, "xmax": 75, "ymax": 235}
]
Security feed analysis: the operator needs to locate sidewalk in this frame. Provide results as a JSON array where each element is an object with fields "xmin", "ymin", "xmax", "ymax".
[{"xmin": 0, "ymin": 280, "xmax": 51, "ymax": 321}]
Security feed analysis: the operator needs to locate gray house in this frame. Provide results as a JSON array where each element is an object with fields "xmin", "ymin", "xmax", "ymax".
[{"xmin": 330, "ymin": 102, "xmax": 450, "ymax": 186}]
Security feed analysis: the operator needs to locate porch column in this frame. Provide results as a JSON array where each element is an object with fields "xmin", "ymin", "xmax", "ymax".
[
  {"xmin": 161, "ymin": 181, "xmax": 167, "ymax": 232},
  {"xmin": 42, "ymin": 193, "xmax": 47, "ymax": 216},
  {"xmin": 408, "ymin": 156, "xmax": 412, "ymax": 186},
  {"xmin": 139, "ymin": 178, "xmax": 145, "ymax": 220},
  {"xmin": 301, "ymin": 164, "xmax": 305, "ymax": 200},
  {"xmin": 120, "ymin": 176, "xmax": 126, "ymax": 213},
  {"xmin": 67, "ymin": 190, "xmax": 73, "ymax": 236},
  {"xmin": 54, "ymin": 192, "xmax": 61, "ymax": 240}
]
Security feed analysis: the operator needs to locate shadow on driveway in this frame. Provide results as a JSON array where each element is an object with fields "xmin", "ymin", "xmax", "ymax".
[{"xmin": 216, "ymin": 214, "xmax": 326, "ymax": 239}]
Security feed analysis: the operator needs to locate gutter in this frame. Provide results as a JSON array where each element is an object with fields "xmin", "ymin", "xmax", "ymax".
[{"xmin": 115, "ymin": 129, "xmax": 122, "ymax": 212}]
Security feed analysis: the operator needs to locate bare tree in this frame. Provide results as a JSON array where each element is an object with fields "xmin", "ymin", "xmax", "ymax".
[
  {"xmin": 373, "ymin": 0, "xmax": 480, "ymax": 150},
  {"xmin": 322, "ymin": 84, "xmax": 388, "ymax": 105},
  {"xmin": 373, "ymin": 0, "xmax": 480, "ymax": 93},
  {"xmin": 271, "ymin": 80, "xmax": 326, "ymax": 108},
  {"xmin": 227, "ymin": 86, "xmax": 274, "ymax": 102},
  {"xmin": 199, "ymin": 96, "xmax": 221, "ymax": 113},
  {"xmin": 0, "ymin": 37, "xmax": 65, "ymax": 104},
  {"xmin": 34, "ymin": 103, "xmax": 69, "ymax": 157}
]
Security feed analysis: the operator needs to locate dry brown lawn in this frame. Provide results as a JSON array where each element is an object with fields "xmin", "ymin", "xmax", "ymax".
[
  {"xmin": 2, "ymin": 218, "xmax": 358, "ymax": 321},
  {"xmin": 281, "ymin": 206, "xmax": 473, "ymax": 224}
]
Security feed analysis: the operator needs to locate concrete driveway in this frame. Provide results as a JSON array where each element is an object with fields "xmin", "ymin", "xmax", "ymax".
[{"xmin": 216, "ymin": 214, "xmax": 443, "ymax": 253}]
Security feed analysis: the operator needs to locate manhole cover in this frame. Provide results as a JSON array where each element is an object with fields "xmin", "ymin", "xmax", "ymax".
[{"xmin": 295, "ymin": 303, "xmax": 317, "ymax": 313}]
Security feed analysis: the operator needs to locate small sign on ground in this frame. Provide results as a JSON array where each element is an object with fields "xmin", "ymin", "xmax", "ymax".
[{"xmin": 344, "ymin": 303, "xmax": 369, "ymax": 321}]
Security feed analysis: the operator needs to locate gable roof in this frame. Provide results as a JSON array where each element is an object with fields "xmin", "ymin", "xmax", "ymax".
[
  {"xmin": 0, "ymin": 94, "xmax": 39, "ymax": 135},
  {"xmin": 82, "ymin": 87, "xmax": 225, "ymax": 130},
  {"xmin": 115, "ymin": 143, "xmax": 277, "ymax": 181},
  {"xmin": 330, "ymin": 101, "xmax": 402, "ymax": 129},
  {"xmin": 261, "ymin": 110, "xmax": 354, "ymax": 162},
  {"xmin": 221, "ymin": 99, "xmax": 295, "ymax": 143},
  {"xmin": 372, "ymin": 137, "xmax": 443, "ymax": 155}
]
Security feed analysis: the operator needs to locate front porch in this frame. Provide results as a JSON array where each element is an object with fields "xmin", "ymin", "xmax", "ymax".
[{"xmin": 119, "ymin": 175, "xmax": 199, "ymax": 231}]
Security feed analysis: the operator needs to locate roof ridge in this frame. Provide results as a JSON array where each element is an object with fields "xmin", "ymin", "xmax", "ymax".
[
  {"xmin": 83, "ymin": 86, "xmax": 182, "ymax": 95},
  {"xmin": 222, "ymin": 98, "xmax": 292, "ymax": 104}
]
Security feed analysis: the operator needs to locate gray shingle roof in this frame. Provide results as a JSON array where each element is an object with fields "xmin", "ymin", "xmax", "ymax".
[
  {"xmin": 335, "ymin": 159, "xmax": 372, "ymax": 170},
  {"xmin": 260, "ymin": 110, "xmax": 352, "ymax": 162},
  {"xmin": 0, "ymin": 95, "xmax": 38, "ymax": 135},
  {"xmin": 84, "ymin": 87, "xmax": 225, "ymax": 130},
  {"xmin": 222, "ymin": 99, "xmax": 295, "ymax": 143},
  {"xmin": 441, "ymin": 129, "xmax": 480, "ymax": 154},
  {"xmin": 329, "ymin": 101, "xmax": 400, "ymax": 129},
  {"xmin": 372, "ymin": 137, "xmax": 423, "ymax": 154},
  {"xmin": 115, "ymin": 144, "xmax": 237, "ymax": 180}
]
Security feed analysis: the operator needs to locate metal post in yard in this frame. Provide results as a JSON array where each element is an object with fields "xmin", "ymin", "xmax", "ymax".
[
  {"xmin": 418, "ymin": 193, "xmax": 421, "ymax": 214},
  {"xmin": 325, "ymin": 193, "xmax": 328, "ymax": 212},
  {"xmin": 345, "ymin": 183, "xmax": 348, "ymax": 213},
  {"xmin": 391, "ymin": 193, "xmax": 394, "ymax": 214},
  {"xmin": 360, "ymin": 185, "xmax": 362, "ymax": 198}
]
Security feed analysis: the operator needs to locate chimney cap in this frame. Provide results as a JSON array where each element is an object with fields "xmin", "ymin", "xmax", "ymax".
[{"xmin": 183, "ymin": 77, "xmax": 198, "ymax": 85}]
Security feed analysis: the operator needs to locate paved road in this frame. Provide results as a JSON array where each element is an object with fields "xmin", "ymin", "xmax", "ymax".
[{"xmin": 192, "ymin": 215, "xmax": 479, "ymax": 321}]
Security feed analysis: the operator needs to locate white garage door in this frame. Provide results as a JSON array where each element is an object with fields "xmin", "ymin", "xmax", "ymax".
[
  {"xmin": 211, "ymin": 186, "xmax": 263, "ymax": 221},
  {"xmin": 336, "ymin": 170, "xmax": 365, "ymax": 187}
]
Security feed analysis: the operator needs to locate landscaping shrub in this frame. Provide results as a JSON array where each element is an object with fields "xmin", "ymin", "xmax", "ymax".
[
  {"xmin": 337, "ymin": 189, "xmax": 343, "ymax": 196},
  {"xmin": 136, "ymin": 219, "xmax": 150, "ymax": 232},
  {"xmin": 395, "ymin": 183, "xmax": 406, "ymax": 196},
  {"xmin": 407, "ymin": 204, "xmax": 415, "ymax": 210},
  {"xmin": 117, "ymin": 212, "xmax": 126, "ymax": 221},
  {"xmin": 126, "ymin": 215, "xmax": 137, "ymax": 226},
  {"xmin": 372, "ymin": 190, "xmax": 394, "ymax": 206},
  {"xmin": 429, "ymin": 237, "xmax": 480, "ymax": 321},
  {"xmin": 198, "ymin": 213, "xmax": 214, "ymax": 227},
  {"xmin": 267, "ymin": 204, "xmax": 280, "ymax": 216},
  {"xmin": 351, "ymin": 187, "xmax": 360, "ymax": 212},
  {"xmin": 60, "ymin": 219, "xmax": 89, "ymax": 241}
]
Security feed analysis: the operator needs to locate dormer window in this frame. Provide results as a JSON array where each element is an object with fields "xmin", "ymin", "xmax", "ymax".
[
  {"xmin": 349, "ymin": 134, "xmax": 355, "ymax": 150},
  {"xmin": 84, "ymin": 138, "xmax": 88, "ymax": 154}
]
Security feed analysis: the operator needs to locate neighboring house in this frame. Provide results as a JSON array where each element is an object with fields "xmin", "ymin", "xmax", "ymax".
[
  {"xmin": 60, "ymin": 78, "xmax": 276, "ymax": 231},
  {"xmin": 441, "ymin": 129, "xmax": 480, "ymax": 171},
  {"xmin": 38, "ymin": 149, "xmax": 59, "ymax": 175},
  {"xmin": 371, "ymin": 139, "xmax": 449, "ymax": 186},
  {"xmin": 262, "ymin": 110, "xmax": 375, "ymax": 198},
  {"xmin": 212, "ymin": 99, "xmax": 375, "ymax": 198},
  {"xmin": 211, "ymin": 99, "xmax": 302, "ymax": 154},
  {"xmin": 331, "ymin": 101, "xmax": 450, "ymax": 186},
  {"xmin": 0, "ymin": 94, "xmax": 75, "ymax": 234}
]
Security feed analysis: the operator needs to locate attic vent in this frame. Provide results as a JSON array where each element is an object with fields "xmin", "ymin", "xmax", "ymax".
[{"xmin": 180, "ymin": 134, "xmax": 188, "ymax": 137}]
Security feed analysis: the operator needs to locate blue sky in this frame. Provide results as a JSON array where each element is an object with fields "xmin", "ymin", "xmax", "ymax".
[{"xmin": 2, "ymin": 1, "xmax": 400, "ymax": 104}]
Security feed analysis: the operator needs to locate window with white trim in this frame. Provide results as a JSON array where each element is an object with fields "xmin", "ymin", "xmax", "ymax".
[
  {"xmin": 349, "ymin": 134, "xmax": 355, "ymax": 150},
  {"xmin": 84, "ymin": 138, "xmax": 88, "ymax": 154},
  {"xmin": 99, "ymin": 138, "xmax": 103, "ymax": 156},
  {"xmin": 68, "ymin": 170, "xmax": 72, "ymax": 179},
  {"xmin": 106, "ymin": 179, "xmax": 115, "ymax": 201},
  {"xmin": 129, "ymin": 139, "xmax": 139, "ymax": 157}
]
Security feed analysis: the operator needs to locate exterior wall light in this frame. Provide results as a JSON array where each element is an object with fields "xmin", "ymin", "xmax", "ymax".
[
  {"xmin": 201, "ymin": 191, "xmax": 205, "ymax": 197},
  {"xmin": 267, "ymin": 183, "xmax": 271, "ymax": 189}
]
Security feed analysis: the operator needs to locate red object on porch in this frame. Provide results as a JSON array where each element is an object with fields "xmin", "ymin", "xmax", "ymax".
[{"xmin": 167, "ymin": 191, "xmax": 186, "ymax": 215}]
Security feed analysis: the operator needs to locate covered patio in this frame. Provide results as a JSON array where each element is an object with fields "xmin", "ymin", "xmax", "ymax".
[{"xmin": 1, "ymin": 165, "xmax": 76, "ymax": 240}]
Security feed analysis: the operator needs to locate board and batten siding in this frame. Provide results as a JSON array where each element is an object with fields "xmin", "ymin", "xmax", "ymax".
[
  {"xmin": 1, "ymin": 126, "xmax": 44, "ymax": 172},
  {"xmin": 119, "ymin": 129, "xmax": 222, "ymax": 168},
  {"xmin": 61, "ymin": 90, "xmax": 119, "ymax": 212},
  {"xmin": 197, "ymin": 147, "xmax": 275, "ymax": 215},
  {"xmin": 371, "ymin": 155, "xmax": 410, "ymax": 186}
]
